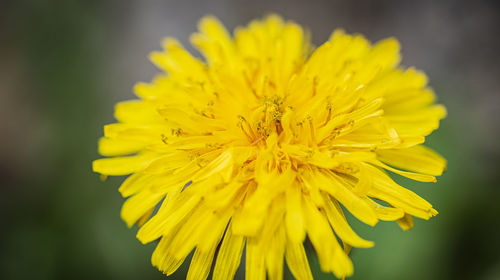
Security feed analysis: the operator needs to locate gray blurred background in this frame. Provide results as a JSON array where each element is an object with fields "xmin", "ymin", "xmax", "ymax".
[{"xmin": 1, "ymin": 0, "xmax": 500, "ymax": 279}]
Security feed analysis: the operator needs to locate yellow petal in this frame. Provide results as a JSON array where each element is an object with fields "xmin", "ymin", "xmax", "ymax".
[
  {"xmin": 376, "ymin": 145, "xmax": 446, "ymax": 176},
  {"xmin": 136, "ymin": 207, "xmax": 154, "ymax": 227},
  {"xmin": 196, "ymin": 211, "xmax": 231, "ymax": 252},
  {"xmin": 191, "ymin": 150, "xmax": 233, "ymax": 182},
  {"xmin": 151, "ymin": 234, "xmax": 185, "ymax": 276},
  {"xmin": 302, "ymin": 197, "xmax": 353, "ymax": 277},
  {"xmin": 118, "ymin": 173, "xmax": 147, "ymax": 197},
  {"xmin": 98, "ymin": 137, "xmax": 145, "ymax": 157},
  {"xmin": 397, "ymin": 214, "xmax": 414, "ymax": 231},
  {"xmin": 191, "ymin": 16, "xmax": 235, "ymax": 65},
  {"xmin": 352, "ymin": 165, "xmax": 373, "ymax": 196},
  {"xmin": 323, "ymin": 195, "xmax": 374, "ymax": 248},
  {"xmin": 137, "ymin": 190, "xmax": 200, "ymax": 244},
  {"xmin": 285, "ymin": 241, "xmax": 313, "ymax": 280},
  {"xmin": 166, "ymin": 204, "xmax": 213, "ymax": 260},
  {"xmin": 203, "ymin": 180, "xmax": 245, "ymax": 209},
  {"xmin": 365, "ymin": 164, "xmax": 438, "ymax": 219},
  {"xmin": 383, "ymin": 88, "xmax": 436, "ymax": 113},
  {"xmin": 114, "ymin": 100, "xmax": 163, "ymax": 124},
  {"xmin": 361, "ymin": 197, "xmax": 405, "ymax": 221},
  {"xmin": 142, "ymin": 152, "xmax": 191, "ymax": 174},
  {"xmin": 370, "ymin": 160, "xmax": 437, "ymax": 182},
  {"xmin": 150, "ymin": 37, "xmax": 206, "ymax": 78},
  {"xmin": 246, "ymin": 237, "xmax": 266, "ymax": 280},
  {"xmin": 303, "ymin": 170, "xmax": 378, "ymax": 226},
  {"xmin": 234, "ymin": 169, "xmax": 294, "ymax": 236},
  {"xmin": 367, "ymin": 38, "xmax": 401, "ymax": 71},
  {"xmin": 213, "ymin": 223, "xmax": 245, "ymax": 280},
  {"xmin": 386, "ymin": 105, "xmax": 446, "ymax": 137},
  {"xmin": 187, "ymin": 241, "xmax": 219, "ymax": 280},
  {"xmin": 120, "ymin": 187, "xmax": 164, "ymax": 227},
  {"xmin": 265, "ymin": 225, "xmax": 286, "ymax": 280},
  {"xmin": 285, "ymin": 182, "xmax": 305, "ymax": 243},
  {"xmin": 119, "ymin": 173, "xmax": 175, "ymax": 198},
  {"xmin": 92, "ymin": 153, "xmax": 154, "ymax": 176},
  {"xmin": 104, "ymin": 123, "xmax": 170, "ymax": 143}
]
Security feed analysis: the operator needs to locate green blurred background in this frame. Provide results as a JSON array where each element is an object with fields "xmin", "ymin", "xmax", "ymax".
[{"xmin": 2, "ymin": 0, "xmax": 499, "ymax": 279}]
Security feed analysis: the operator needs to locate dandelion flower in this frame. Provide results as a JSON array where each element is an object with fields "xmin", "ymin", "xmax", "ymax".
[{"xmin": 93, "ymin": 15, "xmax": 446, "ymax": 280}]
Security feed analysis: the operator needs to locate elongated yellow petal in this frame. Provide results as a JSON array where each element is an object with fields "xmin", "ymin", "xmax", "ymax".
[
  {"xmin": 114, "ymin": 100, "xmax": 164, "ymax": 124},
  {"xmin": 302, "ymin": 197, "xmax": 353, "ymax": 277},
  {"xmin": 383, "ymin": 88, "xmax": 436, "ymax": 113},
  {"xmin": 352, "ymin": 166, "xmax": 373, "ymax": 196},
  {"xmin": 213, "ymin": 224, "xmax": 245, "ymax": 280},
  {"xmin": 265, "ymin": 224, "xmax": 286, "ymax": 280},
  {"xmin": 377, "ymin": 145, "xmax": 446, "ymax": 176},
  {"xmin": 361, "ymin": 196, "xmax": 405, "ymax": 221},
  {"xmin": 153, "ymin": 237, "xmax": 186, "ymax": 276},
  {"xmin": 137, "ymin": 190, "xmax": 200, "ymax": 243},
  {"xmin": 121, "ymin": 187, "xmax": 165, "ymax": 227},
  {"xmin": 203, "ymin": 180, "xmax": 244, "ymax": 209},
  {"xmin": 191, "ymin": 150, "xmax": 233, "ymax": 182},
  {"xmin": 151, "ymin": 38, "xmax": 207, "ymax": 79},
  {"xmin": 119, "ymin": 173, "xmax": 178, "ymax": 198},
  {"xmin": 196, "ymin": 212, "xmax": 231, "ymax": 252},
  {"xmin": 191, "ymin": 16, "xmax": 235, "ymax": 65},
  {"xmin": 165, "ymin": 199, "xmax": 230, "ymax": 259},
  {"xmin": 285, "ymin": 241, "xmax": 313, "ymax": 280},
  {"xmin": 323, "ymin": 195, "xmax": 374, "ymax": 248},
  {"xmin": 103, "ymin": 123, "xmax": 170, "ymax": 143},
  {"xmin": 136, "ymin": 207, "xmax": 154, "ymax": 227},
  {"xmin": 370, "ymin": 160, "xmax": 437, "ymax": 182},
  {"xmin": 304, "ymin": 170, "xmax": 378, "ymax": 226},
  {"xmin": 234, "ymin": 169, "xmax": 294, "ymax": 236},
  {"xmin": 246, "ymin": 237, "xmax": 266, "ymax": 280},
  {"xmin": 166, "ymin": 205, "xmax": 212, "ymax": 260},
  {"xmin": 118, "ymin": 173, "xmax": 149, "ymax": 197},
  {"xmin": 98, "ymin": 137, "xmax": 145, "ymax": 157},
  {"xmin": 397, "ymin": 214, "xmax": 414, "ymax": 231},
  {"xmin": 285, "ymin": 182, "xmax": 305, "ymax": 243},
  {"xmin": 93, "ymin": 153, "xmax": 154, "ymax": 176},
  {"xmin": 187, "ymin": 241, "xmax": 219, "ymax": 280},
  {"xmin": 365, "ymin": 164, "xmax": 438, "ymax": 219}
]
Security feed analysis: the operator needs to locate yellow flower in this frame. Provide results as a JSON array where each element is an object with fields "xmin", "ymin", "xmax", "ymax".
[{"xmin": 93, "ymin": 15, "xmax": 446, "ymax": 280}]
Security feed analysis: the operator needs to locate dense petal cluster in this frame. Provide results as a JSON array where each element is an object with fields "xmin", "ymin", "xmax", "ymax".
[{"xmin": 93, "ymin": 15, "xmax": 446, "ymax": 279}]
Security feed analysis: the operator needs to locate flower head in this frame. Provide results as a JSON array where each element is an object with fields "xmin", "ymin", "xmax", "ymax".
[{"xmin": 93, "ymin": 15, "xmax": 446, "ymax": 279}]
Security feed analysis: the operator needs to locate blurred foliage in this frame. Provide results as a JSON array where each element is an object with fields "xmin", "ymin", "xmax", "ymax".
[{"xmin": 1, "ymin": 0, "xmax": 499, "ymax": 279}]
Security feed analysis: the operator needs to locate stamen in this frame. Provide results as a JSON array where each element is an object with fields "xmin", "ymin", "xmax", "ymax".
[
  {"xmin": 324, "ymin": 103, "xmax": 333, "ymax": 126},
  {"xmin": 307, "ymin": 115, "xmax": 316, "ymax": 144},
  {"xmin": 312, "ymin": 76, "xmax": 318, "ymax": 97},
  {"xmin": 161, "ymin": 134, "xmax": 168, "ymax": 144},
  {"xmin": 243, "ymin": 71, "xmax": 259, "ymax": 98},
  {"xmin": 171, "ymin": 128, "xmax": 183, "ymax": 136},
  {"xmin": 250, "ymin": 136, "xmax": 264, "ymax": 146},
  {"xmin": 238, "ymin": 115, "xmax": 257, "ymax": 141}
]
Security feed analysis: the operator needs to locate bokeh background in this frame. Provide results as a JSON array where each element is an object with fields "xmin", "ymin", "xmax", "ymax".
[{"xmin": 2, "ymin": 0, "xmax": 500, "ymax": 279}]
